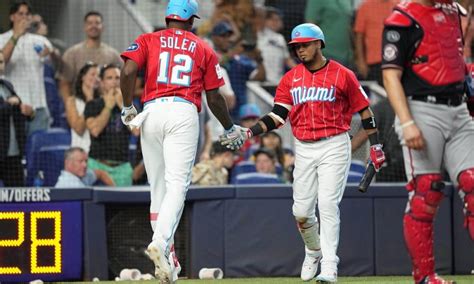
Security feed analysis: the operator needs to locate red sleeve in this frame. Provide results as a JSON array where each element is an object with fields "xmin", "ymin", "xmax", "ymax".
[
  {"xmin": 202, "ymin": 46, "xmax": 225, "ymax": 91},
  {"xmin": 121, "ymin": 34, "xmax": 148, "ymax": 69},
  {"xmin": 274, "ymin": 74, "xmax": 293, "ymax": 105},
  {"xmin": 345, "ymin": 70, "xmax": 370, "ymax": 113}
]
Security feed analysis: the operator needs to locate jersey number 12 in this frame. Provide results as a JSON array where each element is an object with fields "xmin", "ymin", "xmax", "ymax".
[{"xmin": 157, "ymin": 52, "xmax": 193, "ymax": 86}]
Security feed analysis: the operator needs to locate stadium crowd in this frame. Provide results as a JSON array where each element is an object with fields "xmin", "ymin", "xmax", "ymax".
[{"xmin": 0, "ymin": 0, "xmax": 473, "ymax": 188}]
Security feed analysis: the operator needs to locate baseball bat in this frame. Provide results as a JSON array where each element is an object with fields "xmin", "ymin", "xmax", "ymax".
[
  {"xmin": 358, "ymin": 162, "xmax": 376, "ymax": 193},
  {"xmin": 358, "ymin": 122, "xmax": 396, "ymax": 193}
]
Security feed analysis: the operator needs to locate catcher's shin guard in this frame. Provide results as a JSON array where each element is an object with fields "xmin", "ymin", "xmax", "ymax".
[
  {"xmin": 458, "ymin": 168, "xmax": 474, "ymax": 240},
  {"xmin": 404, "ymin": 174, "xmax": 445, "ymax": 283},
  {"xmin": 296, "ymin": 217, "xmax": 321, "ymax": 251}
]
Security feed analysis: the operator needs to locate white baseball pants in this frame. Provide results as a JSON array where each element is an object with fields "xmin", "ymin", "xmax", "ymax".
[
  {"xmin": 140, "ymin": 97, "xmax": 199, "ymax": 249},
  {"xmin": 292, "ymin": 132, "xmax": 351, "ymax": 271}
]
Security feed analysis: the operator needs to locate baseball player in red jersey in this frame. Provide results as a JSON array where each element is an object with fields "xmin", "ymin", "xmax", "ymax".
[
  {"xmin": 221, "ymin": 23, "xmax": 385, "ymax": 283},
  {"xmin": 382, "ymin": 1, "xmax": 474, "ymax": 283},
  {"xmin": 119, "ymin": 0, "xmax": 245, "ymax": 282}
]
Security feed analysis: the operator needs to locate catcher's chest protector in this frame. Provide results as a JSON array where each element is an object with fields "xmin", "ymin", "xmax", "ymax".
[{"xmin": 398, "ymin": 2, "xmax": 465, "ymax": 86}]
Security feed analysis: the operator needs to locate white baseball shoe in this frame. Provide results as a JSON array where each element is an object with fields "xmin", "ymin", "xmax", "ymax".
[
  {"xmin": 147, "ymin": 241, "xmax": 172, "ymax": 284},
  {"xmin": 169, "ymin": 248, "xmax": 181, "ymax": 283},
  {"xmin": 315, "ymin": 270, "xmax": 338, "ymax": 283},
  {"xmin": 300, "ymin": 249, "xmax": 322, "ymax": 281}
]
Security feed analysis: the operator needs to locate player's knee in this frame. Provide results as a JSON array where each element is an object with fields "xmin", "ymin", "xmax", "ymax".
[
  {"xmin": 408, "ymin": 174, "xmax": 445, "ymax": 222},
  {"xmin": 294, "ymin": 216, "xmax": 308, "ymax": 224}
]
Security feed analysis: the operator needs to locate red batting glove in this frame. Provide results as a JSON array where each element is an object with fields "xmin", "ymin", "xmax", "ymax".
[{"xmin": 369, "ymin": 144, "xmax": 385, "ymax": 172}]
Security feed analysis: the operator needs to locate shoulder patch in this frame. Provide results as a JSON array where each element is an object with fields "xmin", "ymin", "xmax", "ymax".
[
  {"xmin": 384, "ymin": 11, "xmax": 413, "ymax": 27},
  {"xmin": 386, "ymin": 30, "xmax": 401, "ymax": 43},
  {"xmin": 126, "ymin": 43, "xmax": 139, "ymax": 51},
  {"xmin": 383, "ymin": 44, "xmax": 398, "ymax": 61}
]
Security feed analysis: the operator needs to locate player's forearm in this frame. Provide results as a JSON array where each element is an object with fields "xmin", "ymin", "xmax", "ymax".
[
  {"xmin": 383, "ymin": 69, "xmax": 413, "ymax": 124},
  {"xmin": 206, "ymin": 90, "xmax": 233, "ymax": 130},
  {"xmin": 359, "ymin": 106, "xmax": 381, "ymax": 145},
  {"xmin": 120, "ymin": 61, "xmax": 138, "ymax": 107}
]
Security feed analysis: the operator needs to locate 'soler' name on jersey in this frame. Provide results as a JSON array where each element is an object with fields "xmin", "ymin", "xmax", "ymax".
[
  {"xmin": 291, "ymin": 86, "xmax": 336, "ymax": 105},
  {"xmin": 159, "ymin": 35, "xmax": 197, "ymax": 53}
]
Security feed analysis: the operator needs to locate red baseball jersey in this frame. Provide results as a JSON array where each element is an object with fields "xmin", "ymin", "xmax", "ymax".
[
  {"xmin": 121, "ymin": 28, "xmax": 224, "ymax": 111},
  {"xmin": 275, "ymin": 60, "xmax": 370, "ymax": 141}
]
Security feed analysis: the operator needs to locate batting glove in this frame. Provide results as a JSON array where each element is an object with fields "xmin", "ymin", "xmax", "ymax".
[
  {"xmin": 121, "ymin": 105, "xmax": 138, "ymax": 126},
  {"xmin": 220, "ymin": 125, "xmax": 247, "ymax": 150},
  {"xmin": 369, "ymin": 144, "xmax": 386, "ymax": 172}
]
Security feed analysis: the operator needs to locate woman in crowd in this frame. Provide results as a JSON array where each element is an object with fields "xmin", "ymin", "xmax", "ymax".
[{"xmin": 65, "ymin": 62, "xmax": 100, "ymax": 152}]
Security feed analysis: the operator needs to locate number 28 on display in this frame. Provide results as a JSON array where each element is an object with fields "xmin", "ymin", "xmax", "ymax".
[{"xmin": 0, "ymin": 211, "xmax": 62, "ymax": 274}]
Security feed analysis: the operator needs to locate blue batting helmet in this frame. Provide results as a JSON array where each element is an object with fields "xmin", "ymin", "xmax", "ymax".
[
  {"xmin": 289, "ymin": 23, "xmax": 325, "ymax": 48},
  {"xmin": 166, "ymin": 0, "xmax": 200, "ymax": 22}
]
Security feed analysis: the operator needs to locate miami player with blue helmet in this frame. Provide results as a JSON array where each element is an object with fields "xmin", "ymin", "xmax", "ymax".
[
  {"xmin": 165, "ymin": 0, "xmax": 200, "ymax": 22},
  {"xmin": 221, "ymin": 22, "xmax": 384, "ymax": 283},
  {"xmin": 289, "ymin": 23, "xmax": 325, "ymax": 48}
]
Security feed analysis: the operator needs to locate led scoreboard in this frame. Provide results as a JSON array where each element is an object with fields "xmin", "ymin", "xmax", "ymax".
[{"xmin": 0, "ymin": 191, "xmax": 83, "ymax": 282}]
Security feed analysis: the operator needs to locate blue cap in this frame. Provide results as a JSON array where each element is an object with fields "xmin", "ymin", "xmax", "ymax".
[
  {"xmin": 239, "ymin": 103, "xmax": 261, "ymax": 120},
  {"xmin": 289, "ymin": 23, "xmax": 325, "ymax": 48},
  {"xmin": 211, "ymin": 21, "xmax": 234, "ymax": 36},
  {"xmin": 166, "ymin": 0, "xmax": 200, "ymax": 21}
]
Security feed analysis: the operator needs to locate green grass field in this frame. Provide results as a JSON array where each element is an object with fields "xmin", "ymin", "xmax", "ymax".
[{"xmin": 59, "ymin": 275, "xmax": 474, "ymax": 284}]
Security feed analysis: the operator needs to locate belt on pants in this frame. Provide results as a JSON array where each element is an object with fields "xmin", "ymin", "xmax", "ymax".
[
  {"xmin": 411, "ymin": 95, "xmax": 465, "ymax": 107},
  {"xmin": 144, "ymin": 96, "xmax": 192, "ymax": 108}
]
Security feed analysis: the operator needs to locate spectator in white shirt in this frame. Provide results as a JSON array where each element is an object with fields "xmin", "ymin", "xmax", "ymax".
[
  {"xmin": 0, "ymin": 1, "xmax": 53, "ymax": 135},
  {"xmin": 256, "ymin": 6, "xmax": 296, "ymax": 85},
  {"xmin": 67, "ymin": 62, "xmax": 100, "ymax": 153},
  {"xmin": 55, "ymin": 146, "xmax": 114, "ymax": 188}
]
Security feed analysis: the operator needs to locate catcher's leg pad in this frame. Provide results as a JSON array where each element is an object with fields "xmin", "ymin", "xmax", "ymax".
[
  {"xmin": 407, "ymin": 174, "xmax": 445, "ymax": 222},
  {"xmin": 296, "ymin": 216, "xmax": 321, "ymax": 251},
  {"xmin": 458, "ymin": 168, "xmax": 474, "ymax": 240},
  {"xmin": 404, "ymin": 174, "xmax": 444, "ymax": 283}
]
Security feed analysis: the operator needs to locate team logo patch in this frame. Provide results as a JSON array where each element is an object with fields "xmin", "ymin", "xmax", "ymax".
[
  {"xmin": 126, "ymin": 43, "xmax": 139, "ymax": 51},
  {"xmin": 383, "ymin": 44, "xmax": 398, "ymax": 61},
  {"xmin": 386, "ymin": 31, "xmax": 400, "ymax": 42},
  {"xmin": 295, "ymin": 31, "xmax": 301, "ymax": 37}
]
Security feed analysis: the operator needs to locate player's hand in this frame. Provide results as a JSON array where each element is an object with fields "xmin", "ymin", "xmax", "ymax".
[
  {"xmin": 369, "ymin": 144, "xmax": 385, "ymax": 172},
  {"xmin": 219, "ymin": 125, "xmax": 248, "ymax": 150},
  {"xmin": 121, "ymin": 105, "xmax": 138, "ymax": 126},
  {"xmin": 402, "ymin": 123, "xmax": 425, "ymax": 150}
]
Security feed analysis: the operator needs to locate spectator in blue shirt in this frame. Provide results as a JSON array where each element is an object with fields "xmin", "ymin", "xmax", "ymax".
[{"xmin": 55, "ymin": 146, "xmax": 114, "ymax": 188}]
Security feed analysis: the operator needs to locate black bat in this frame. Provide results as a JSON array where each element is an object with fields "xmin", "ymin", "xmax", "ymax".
[
  {"xmin": 358, "ymin": 123, "xmax": 395, "ymax": 193},
  {"xmin": 358, "ymin": 162, "xmax": 376, "ymax": 193}
]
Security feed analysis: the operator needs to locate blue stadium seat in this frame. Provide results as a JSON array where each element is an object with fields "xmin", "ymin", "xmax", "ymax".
[
  {"xmin": 26, "ymin": 128, "xmax": 71, "ymax": 186},
  {"xmin": 234, "ymin": 172, "xmax": 283, "ymax": 185},
  {"xmin": 0, "ymin": 180, "xmax": 4, "ymax": 187},
  {"xmin": 44, "ymin": 63, "xmax": 67, "ymax": 129},
  {"xmin": 347, "ymin": 160, "xmax": 366, "ymax": 183},
  {"xmin": 231, "ymin": 161, "xmax": 257, "ymax": 183}
]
